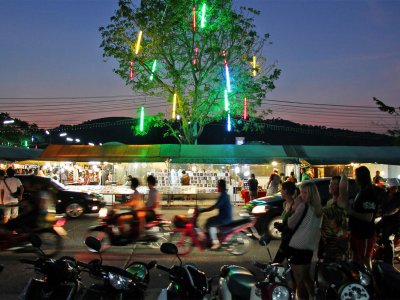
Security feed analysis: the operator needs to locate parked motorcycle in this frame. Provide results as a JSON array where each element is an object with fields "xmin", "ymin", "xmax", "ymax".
[
  {"xmin": 371, "ymin": 260, "xmax": 400, "ymax": 299},
  {"xmin": 314, "ymin": 259, "xmax": 372, "ymax": 300},
  {"xmin": 156, "ymin": 242, "xmax": 212, "ymax": 299},
  {"xmin": 19, "ymin": 234, "xmax": 83, "ymax": 300},
  {"xmin": 216, "ymin": 234, "xmax": 294, "ymax": 300},
  {"xmin": 0, "ymin": 212, "xmax": 65, "ymax": 257},
  {"xmin": 169, "ymin": 207, "xmax": 257, "ymax": 255},
  {"xmin": 79, "ymin": 236, "xmax": 156, "ymax": 299},
  {"xmin": 88, "ymin": 207, "xmax": 170, "ymax": 249}
]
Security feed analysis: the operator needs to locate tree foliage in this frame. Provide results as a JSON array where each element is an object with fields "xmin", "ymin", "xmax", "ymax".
[
  {"xmin": 100, "ymin": 0, "xmax": 280, "ymax": 144},
  {"xmin": 373, "ymin": 97, "xmax": 400, "ymax": 144},
  {"xmin": 0, "ymin": 112, "xmax": 45, "ymax": 147}
]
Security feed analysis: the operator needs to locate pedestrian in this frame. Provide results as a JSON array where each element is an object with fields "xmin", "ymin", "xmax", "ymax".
[
  {"xmin": 346, "ymin": 166, "xmax": 381, "ymax": 271},
  {"xmin": 373, "ymin": 170, "xmax": 383, "ymax": 186},
  {"xmin": 266, "ymin": 169, "xmax": 281, "ymax": 195},
  {"xmin": 247, "ymin": 173, "xmax": 259, "ymax": 200},
  {"xmin": 198, "ymin": 179, "xmax": 232, "ymax": 250},
  {"xmin": 300, "ymin": 167, "xmax": 311, "ymax": 182},
  {"xmin": 319, "ymin": 175, "xmax": 349, "ymax": 262},
  {"xmin": 3, "ymin": 167, "xmax": 24, "ymax": 223},
  {"xmin": 145, "ymin": 175, "xmax": 160, "ymax": 222},
  {"xmin": 273, "ymin": 181, "xmax": 297, "ymax": 263},
  {"xmin": 287, "ymin": 171, "xmax": 297, "ymax": 183},
  {"xmin": 0, "ymin": 169, "xmax": 6, "ymax": 223},
  {"xmin": 180, "ymin": 170, "xmax": 191, "ymax": 200},
  {"xmin": 287, "ymin": 181, "xmax": 322, "ymax": 300},
  {"xmin": 375, "ymin": 178, "xmax": 400, "ymax": 264}
]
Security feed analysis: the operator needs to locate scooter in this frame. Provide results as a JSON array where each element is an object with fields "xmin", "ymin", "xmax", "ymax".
[
  {"xmin": 78, "ymin": 236, "xmax": 156, "ymax": 299},
  {"xmin": 170, "ymin": 206, "xmax": 257, "ymax": 255},
  {"xmin": 88, "ymin": 207, "xmax": 170, "ymax": 249},
  {"xmin": 19, "ymin": 234, "xmax": 83, "ymax": 300},
  {"xmin": 216, "ymin": 234, "xmax": 294, "ymax": 300},
  {"xmin": 0, "ymin": 212, "xmax": 65, "ymax": 257},
  {"xmin": 156, "ymin": 242, "xmax": 212, "ymax": 299}
]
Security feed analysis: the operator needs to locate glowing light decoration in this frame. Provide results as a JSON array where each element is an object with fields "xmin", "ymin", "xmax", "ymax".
[
  {"xmin": 224, "ymin": 90, "xmax": 229, "ymax": 111},
  {"xmin": 139, "ymin": 106, "xmax": 145, "ymax": 132},
  {"xmin": 243, "ymin": 97, "xmax": 248, "ymax": 120},
  {"xmin": 222, "ymin": 50, "xmax": 231, "ymax": 92},
  {"xmin": 251, "ymin": 55, "xmax": 257, "ymax": 76},
  {"xmin": 149, "ymin": 59, "xmax": 157, "ymax": 81},
  {"xmin": 172, "ymin": 93, "xmax": 177, "ymax": 119},
  {"xmin": 225, "ymin": 62, "xmax": 231, "ymax": 92},
  {"xmin": 193, "ymin": 46, "xmax": 199, "ymax": 65},
  {"xmin": 227, "ymin": 112, "xmax": 231, "ymax": 132},
  {"xmin": 135, "ymin": 30, "xmax": 143, "ymax": 55},
  {"xmin": 129, "ymin": 61, "xmax": 134, "ymax": 81},
  {"xmin": 192, "ymin": 6, "xmax": 197, "ymax": 32},
  {"xmin": 200, "ymin": 3, "xmax": 206, "ymax": 28}
]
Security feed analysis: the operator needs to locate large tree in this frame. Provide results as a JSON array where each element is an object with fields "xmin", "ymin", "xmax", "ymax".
[{"xmin": 100, "ymin": 0, "xmax": 280, "ymax": 144}]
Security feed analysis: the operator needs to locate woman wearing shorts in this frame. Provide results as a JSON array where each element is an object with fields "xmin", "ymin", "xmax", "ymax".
[{"xmin": 287, "ymin": 181, "xmax": 322, "ymax": 300}]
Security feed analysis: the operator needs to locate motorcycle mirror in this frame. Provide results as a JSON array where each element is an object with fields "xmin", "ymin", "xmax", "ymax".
[
  {"xmin": 147, "ymin": 260, "xmax": 157, "ymax": 269},
  {"xmin": 259, "ymin": 233, "xmax": 272, "ymax": 246},
  {"xmin": 160, "ymin": 243, "xmax": 178, "ymax": 255},
  {"xmin": 85, "ymin": 236, "xmax": 102, "ymax": 252},
  {"xmin": 29, "ymin": 234, "xmax": 42, "ymax": 248}
]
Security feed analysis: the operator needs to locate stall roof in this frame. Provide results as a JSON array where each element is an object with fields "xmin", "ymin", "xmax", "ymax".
[
  {"xmin": 38, "ymin": 144, "xmax": 172, "ymax": 162},
  {"xmin": 294, "ymin": 146, "xmax": 400, "ymax": 165},
  {"xmin": 0, "ymin": 146, "xmax": 43, "ymax": 162},
  {"xmin": 174, "ymin": 144, "xmax": 297, "ymax": 164},
  {"xmin": 37, "ymin": 144, "xmax": 400, "ymax": 165}
]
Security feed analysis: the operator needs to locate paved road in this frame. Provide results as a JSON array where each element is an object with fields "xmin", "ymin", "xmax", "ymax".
[{"xmin": 0, "ymin": 205, "xmax": 277, "ymax": 299}]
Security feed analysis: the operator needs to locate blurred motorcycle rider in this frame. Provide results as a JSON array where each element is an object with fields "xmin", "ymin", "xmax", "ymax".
[
  {"xmin": 114, "ymin": 177, "xmax": 145, "ymax": 237},
  {"xmin": 6, "ymin": 190, "xmax": 49, "ymax": 233},
  {"xmin": 198, "ymin": 179, "xmax": 232, "ymax": 250}
]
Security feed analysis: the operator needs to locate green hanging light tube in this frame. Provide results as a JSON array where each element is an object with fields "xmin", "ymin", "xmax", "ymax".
[{"xmin": 140, "ymin": 106, "xmax": 145, "ymax": 132}]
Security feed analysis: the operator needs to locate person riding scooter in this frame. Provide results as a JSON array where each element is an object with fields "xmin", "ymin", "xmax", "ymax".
[{"xmin": 197, "ymin": 179, "xmax": 232, "ymax": 250}]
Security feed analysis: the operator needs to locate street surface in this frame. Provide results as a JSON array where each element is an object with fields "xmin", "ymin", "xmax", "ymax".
[{"xmin": 0, "ymin": 204, "xmax": 278, "ymax": 299}]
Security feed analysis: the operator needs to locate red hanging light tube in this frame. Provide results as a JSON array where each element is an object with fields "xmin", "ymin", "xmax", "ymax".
[{"xmin": 243, "ymin": 97, "xmax": 248, "ymax": 120}]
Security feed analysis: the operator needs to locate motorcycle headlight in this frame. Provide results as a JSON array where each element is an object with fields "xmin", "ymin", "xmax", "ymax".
[
  {"xmin": 108, "ymin": 272, "xmax": 131, "ymax": 290},
  {"xmin": 98, "ymin": 207, "xmax": 108, "ymax": 218},
  {"xmin": 339, "ymin": 283, "xmax": 369, "ymax": 300},
  {"xmin": 359, "ymin": 271, "xmax": 371, "ymax": 286},
  {"xmin": 272, "ymin": 285, "xmax": 290, "ymax": 300},
  {"xmin": 252, "ymin": 205, "xmax": 266, "ymax": 214}
]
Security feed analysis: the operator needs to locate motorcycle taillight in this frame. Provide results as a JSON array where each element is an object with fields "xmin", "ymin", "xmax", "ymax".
[{"xmin": 54, "ymin": 219, "xmax": 66, "ymax": 227}]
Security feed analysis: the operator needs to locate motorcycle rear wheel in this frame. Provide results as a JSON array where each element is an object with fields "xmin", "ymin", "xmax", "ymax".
[
  {"xmin": 227, "ymin": 232, "xmax": 252, "ymax": 255},
  {"xmin": 169, "ymin": 231, "xmax": 192, "ymax": 255},
  {"xmin": 37, "ymin": 230, "xmax": 63, "ymax": 257}
]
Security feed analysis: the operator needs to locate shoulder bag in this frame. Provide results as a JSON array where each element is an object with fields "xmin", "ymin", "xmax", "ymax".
[{"xmin": 3, "ymin": 179, "xmax": 21, "ymax": 199}]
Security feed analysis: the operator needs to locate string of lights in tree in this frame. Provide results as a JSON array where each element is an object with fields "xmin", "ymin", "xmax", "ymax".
[{"xmin": 127, "ymin": 1, "xmax": 258, "ymax": 133}]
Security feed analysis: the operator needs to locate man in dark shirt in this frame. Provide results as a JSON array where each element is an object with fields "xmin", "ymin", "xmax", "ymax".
[
  {"xmin": 198, "ymin": 179, "xmax": 232, "ymax": 250},
  {"xmin": 346, "ymin": 166, "xmax": 379, "ymax": 270},
  {"xmin": 247, "ymin": 174, "xmax": 258, "ymax": 200}
]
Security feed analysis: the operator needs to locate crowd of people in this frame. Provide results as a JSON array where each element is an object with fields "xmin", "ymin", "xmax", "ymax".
[{"xmin": 272, "ymin": 166, "xmax": 400, "ymax": 300}]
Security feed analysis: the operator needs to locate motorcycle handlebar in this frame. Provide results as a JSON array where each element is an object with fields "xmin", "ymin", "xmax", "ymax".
[
  {"xmin": 77, "ymin": 261, "xmax": 92, "ymax": 270},
  {"xmin": 20, "ymin": 259, "xmax": 37, "ymax": 265},
  {"xmin": 156, "ymin": 264, "xmax": 171, "ymax": 273}
]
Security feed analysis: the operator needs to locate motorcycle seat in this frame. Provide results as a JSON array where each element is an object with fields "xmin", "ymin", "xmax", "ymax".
[
  {"xmin": 222, "ymin": 265, "xmax": 256, "ymax": 299},
  {"xmin": 373, "ymin": 261, "xmax": 400, "ymax": 285},
  {"xmin": 219, "ymin": 218, "xmax": 251, "ymax": 230}
]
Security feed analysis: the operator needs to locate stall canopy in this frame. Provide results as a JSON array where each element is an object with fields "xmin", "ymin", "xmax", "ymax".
[
  {"xmin": 38, "ymin": 144, "xmax": 178, "ymax": 162},
  {"xmin": 171, "ymin": 144, "xmax": 297, "ymax": 164},
  {"xmin": 293, "ymin": 146, "xmax": 400, "ymax": 165},
  {"xmin": 0, "ymin": 146, "xmax": 43, "ymax": 162},
  {"xmin": 37, "ymin": 144, "xmax": 400, "ymax": 165}
]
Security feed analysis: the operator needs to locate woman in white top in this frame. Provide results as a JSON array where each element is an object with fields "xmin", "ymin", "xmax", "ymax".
[
  {"xmin": 3, "ymin": 168, "xmax": 24, "ymax": 223},
  {"xmin": 287, "ymin": 181, "xmax": 322, "ymax": 300}
]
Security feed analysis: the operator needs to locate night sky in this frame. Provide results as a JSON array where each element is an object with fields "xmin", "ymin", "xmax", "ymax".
[{"xmin": 0, "ymin": 0, "xmax": 399, "ymax": 133}]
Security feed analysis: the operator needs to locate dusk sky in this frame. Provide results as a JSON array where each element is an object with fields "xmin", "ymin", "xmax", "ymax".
[{"xmin": 0, "ymin": 0, "xmax": 399, "ymax": 134}]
